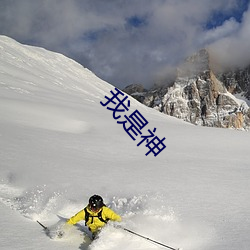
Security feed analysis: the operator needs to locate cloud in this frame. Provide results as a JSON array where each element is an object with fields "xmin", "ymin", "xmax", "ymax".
[
  {"xmin": 0, "ymin": 0, "xmax": 249, "ymax": 88},
  {"xmin": 200, "ymin": 18, "xmax": 240, "ymax": 45},
  {"xmin": 209, "ymin": 4, "xmax": 250, "ymax": 68}
]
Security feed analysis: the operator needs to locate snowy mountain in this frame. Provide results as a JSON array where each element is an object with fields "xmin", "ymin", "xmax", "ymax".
[
  {"xmin": 0, "ymin": 36, "xmax": 250, "ymax": 250},
  {"xmin": 124, "ymin": 49, "xmax": 250, "ymax": 130},
  {"xmin": 217, "ymin": 65, "xmax": 250, "ymax": 100}
]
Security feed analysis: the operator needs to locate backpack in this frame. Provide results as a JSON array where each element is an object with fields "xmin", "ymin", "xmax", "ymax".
[{"xmin": 84, "ymin": 206, "xmax": 109, "ymax": 226}]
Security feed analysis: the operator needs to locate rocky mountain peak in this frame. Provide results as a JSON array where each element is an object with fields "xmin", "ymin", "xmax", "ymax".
[
  {"xmin": 123, "ymin": 49, "xmax": 250, "ymax": 130},
  {"xmin": 177, "ymin": 49, "xmax": 210, "ymax": 78}
]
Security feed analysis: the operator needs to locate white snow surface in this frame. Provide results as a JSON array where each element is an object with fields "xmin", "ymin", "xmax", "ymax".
[{"xmin": 0, "ymin": 36, "xmax": 250, "ymax": 250}]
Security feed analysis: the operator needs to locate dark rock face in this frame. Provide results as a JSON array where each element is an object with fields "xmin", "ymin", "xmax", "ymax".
[
  {"xmin": 218, "ymin": 66, "xmax": 250, "ymax": 99},
  {"xmin": 123, "ymin": 49, "xmax": 250, "ymax": 130},
  {"xmin": 122, "ymin": 84, "xmax": 147, "ymax": 103}
]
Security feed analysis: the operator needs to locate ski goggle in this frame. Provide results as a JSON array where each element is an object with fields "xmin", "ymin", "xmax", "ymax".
[{"xmin": 90, "ymin": 204, "xmax": 101, "ymax": 211}]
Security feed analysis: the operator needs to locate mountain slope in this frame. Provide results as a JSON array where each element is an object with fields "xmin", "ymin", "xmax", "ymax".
[{"xmin": 0, "ymin": 36, "xmax": 250, "ymax": 250}]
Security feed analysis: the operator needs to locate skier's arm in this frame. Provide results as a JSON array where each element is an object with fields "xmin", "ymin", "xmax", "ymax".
[
  {"xmin": 104, "ymin": 207, "xmax": 122, "ymax": 222},
  {"xmin": 67, "ymin": 209, "xmax": 85, "ymax": 225}
]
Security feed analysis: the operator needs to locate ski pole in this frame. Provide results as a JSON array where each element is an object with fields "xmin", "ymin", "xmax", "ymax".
[
  {"xmin": 122, "ymin": 227, "xmax": 180, "ymax": 250},
  {"xmin": 37, "ymin": 220, "xmax": 48, "ymax": 231}
]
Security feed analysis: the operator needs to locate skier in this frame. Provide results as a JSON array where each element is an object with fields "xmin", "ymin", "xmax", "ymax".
[{"xmin": 66, "ymin": 194, "xmax": 122, "ymax": 239}]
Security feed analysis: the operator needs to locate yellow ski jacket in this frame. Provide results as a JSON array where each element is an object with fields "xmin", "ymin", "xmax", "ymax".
[{"xmin": 67, "ymin": 206, "xmax": 121, "ymax": 233}]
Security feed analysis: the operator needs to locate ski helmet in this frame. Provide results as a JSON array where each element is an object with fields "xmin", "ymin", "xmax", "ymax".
[{"xmin": 89, "ymin": 195, "xmax": 104, "ymax": 210}]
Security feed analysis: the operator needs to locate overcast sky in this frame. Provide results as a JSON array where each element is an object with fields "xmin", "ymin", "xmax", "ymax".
[{"xmin": 0, "ymin": 0, "xmax": 249, "ymax": 88}]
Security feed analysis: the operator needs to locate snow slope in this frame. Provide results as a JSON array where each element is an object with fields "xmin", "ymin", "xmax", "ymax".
[{"xmin": 0, "ymin": 35, "xmax": 250, "ymax": 250}]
